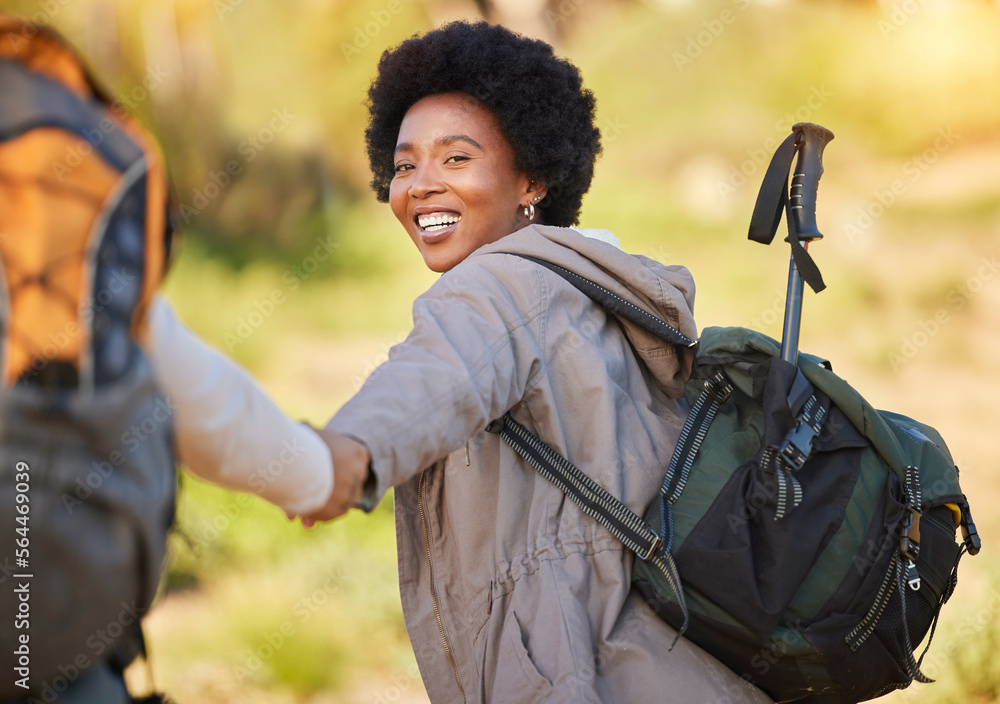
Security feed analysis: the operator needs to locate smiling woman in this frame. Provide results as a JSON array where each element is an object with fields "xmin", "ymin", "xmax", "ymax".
[
  {"xmin": 364, "ymin": 20, "xmax": 601, "ymax": 227},
  {"xmin": 390, "ymin": 92, "xmax": 543, "ymax": 272},
  {"xmin": 306, "ymin": 20, "xmax": 773, "ymax": 704}
]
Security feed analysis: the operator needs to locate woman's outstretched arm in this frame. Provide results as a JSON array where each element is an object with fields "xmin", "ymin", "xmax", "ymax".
[
  {"xmin": 144, "ymin": 293, "xmax": 334, "ymax": 516},
  {"xmin": 311, "ymin": 254, "xmax": 548, "ymax": 517}
]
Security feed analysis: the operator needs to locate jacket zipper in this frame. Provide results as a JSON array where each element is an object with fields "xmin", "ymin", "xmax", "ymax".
[
  {"xmin": 418, "ymin": 469, "xmax": 466, "ymax": 702},
  {"xmin": 479, "ymin": 627, "xmax": 489, "ymax": 704}
]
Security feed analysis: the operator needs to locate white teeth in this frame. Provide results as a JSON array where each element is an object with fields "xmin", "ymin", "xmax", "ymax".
[{"xmin": 417, "ymin": 212, "xmax": 461, "ymax": 229}]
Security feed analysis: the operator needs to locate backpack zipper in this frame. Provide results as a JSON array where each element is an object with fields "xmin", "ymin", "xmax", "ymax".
[
  {"xmin": 845, "ymin": 553, "xmax": 900, "ymax": 651},
  {"xmin": 417, "ymin": 469, "xmax": 466, "ymax": 702},
  {"xmin": 920, "ymin": 509, "xmax": 956, "ymax": 537}
]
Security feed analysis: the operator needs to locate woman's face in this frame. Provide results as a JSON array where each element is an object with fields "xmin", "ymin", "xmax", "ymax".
[{"xmin": 389, "ymin": 92, "xmax": 545, "ymax": 273}]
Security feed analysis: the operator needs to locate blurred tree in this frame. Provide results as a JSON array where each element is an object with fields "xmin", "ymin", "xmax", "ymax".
[{"xmin": 6, "ymin": 0, "xmax": 999, "ymax": 266}]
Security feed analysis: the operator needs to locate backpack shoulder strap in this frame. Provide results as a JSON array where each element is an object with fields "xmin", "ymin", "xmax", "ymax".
[
  {"xmin": 483, "ymin": 254, "xmax": 693, "ymax": 639},
  {"xmin": 488, "ymin": 411, "xmax": 662, "ymax": 561},
  {"xmin": 496, "ymin": 252, "xmax": 696, "ymax": 348},
  {"xmin": 485, "ymin": 411, "xmax": 689, "ymax": 642}
]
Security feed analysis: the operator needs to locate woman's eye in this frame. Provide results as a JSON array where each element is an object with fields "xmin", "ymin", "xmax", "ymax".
[
  {"xmin": 394, "ymin": 163, "xmax": 413, "ymax": 173},
  {"xmin": 446, "ymin": 155, "xmax": 469, "ymax": 164}
]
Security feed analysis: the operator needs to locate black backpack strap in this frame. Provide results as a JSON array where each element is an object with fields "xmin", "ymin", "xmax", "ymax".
[
  {"xmin": 498, "ymin": 253, "xmax": 697, "ymax": 349},
  {"xmin": 748, "ymin": 131, "xmax": 826, "ymax": 294},
  {"xmin": 488, "ymin": 412, "xmax": 661, "ymax": 559},
  {"xmin": 484, "ymin": 252, "xmax": 697, "ymax": 640},
  {"xmin": 486, "ymin": 412, "xmax": 689, "ymax": 643}
]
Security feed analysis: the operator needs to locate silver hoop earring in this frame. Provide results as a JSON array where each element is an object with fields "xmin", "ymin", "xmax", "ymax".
[{"xmin": 523, "ymin": 203, "xmax": 535, "ymax": 220}]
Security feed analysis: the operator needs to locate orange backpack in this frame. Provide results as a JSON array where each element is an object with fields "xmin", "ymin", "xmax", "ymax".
[
  {"xmin": 0, "ymin": 14, "xmax": 171, "ymax": 387},
  {"xmin": 0, "ymin": 15, "xmax": 176, "ymax": 701}
]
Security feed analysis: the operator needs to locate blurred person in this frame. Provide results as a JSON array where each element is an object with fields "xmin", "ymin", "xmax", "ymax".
[
  {"xmin": 307, "ymin": 21, "xmax": 771, "ymax": 703},
  {"xmin": 0, "ymin": 15, "xmax": 331, "ymax": 703}
]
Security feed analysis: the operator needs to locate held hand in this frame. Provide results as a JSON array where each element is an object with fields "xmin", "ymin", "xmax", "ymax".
[{"xmin": 301, "ymin": 426, "xmax": 372, "ymax": 523}]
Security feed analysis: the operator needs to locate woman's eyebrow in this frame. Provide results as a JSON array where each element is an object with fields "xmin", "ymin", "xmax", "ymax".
[{"xmin": 394, "ymin": 134, "xmax": 484, "ymax": 155}]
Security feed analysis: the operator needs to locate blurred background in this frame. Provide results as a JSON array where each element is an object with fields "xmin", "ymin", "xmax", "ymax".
[{"xmin": 6, "ymin": 0, "xmax": 1000, "ymax": 701}]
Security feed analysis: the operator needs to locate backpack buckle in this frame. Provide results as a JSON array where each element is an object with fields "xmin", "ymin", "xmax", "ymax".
[
  {"xmin": 777, "ymin": 420, "xmax": 815, "ymax": 471},
  {"xmin": 960, "ymin": 497, "xmax": 981, "ymax": 556},
  {"xmin": 704, "ymin": 372, "xmax": 733, "ymax": 405},
  {"xmin": 775, "ymin": 395, "xmax": 828, "ymax": 473},
  {"xmin": 778, "ymin": 440, "xmax": 808, "ymax": 471},
  {"xmin": 899, "ymin": 508, "xmax": 921, "ymax": 563}
]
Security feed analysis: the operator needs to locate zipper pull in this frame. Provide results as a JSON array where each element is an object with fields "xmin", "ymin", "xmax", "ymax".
[
  {"xmin": 906, "ymin": 559, "xmax": 921, "ymax": 591},
  {"xmin": 465, "ymin": 441, "xmax": 471, "ymax": 467}
]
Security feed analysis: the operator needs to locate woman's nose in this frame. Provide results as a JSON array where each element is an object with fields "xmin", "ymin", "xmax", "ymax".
[{"xmin": 408, "ymin": 163, "xmax": 445, "ymax": 198}]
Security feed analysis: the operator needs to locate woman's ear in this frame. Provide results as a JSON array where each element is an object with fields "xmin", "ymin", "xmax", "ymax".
[{"xmin": 526, "ymin": 180, "xmax": 548, "ymax": 205}]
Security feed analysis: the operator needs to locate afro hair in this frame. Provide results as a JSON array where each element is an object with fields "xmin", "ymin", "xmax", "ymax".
[{"xmin": 364, "ymin": 21, "xmax": 602, "ymax": 227}]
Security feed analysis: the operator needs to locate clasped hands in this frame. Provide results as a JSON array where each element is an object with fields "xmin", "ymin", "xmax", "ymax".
[{"xmin": 291, "ymin": 426, "xmax": 371, "ymax": 527}]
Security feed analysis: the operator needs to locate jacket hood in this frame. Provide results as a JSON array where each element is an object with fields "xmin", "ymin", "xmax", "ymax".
[{"xmin": 474, "ymin": 224, "xmax": 698, "ymax": 398}]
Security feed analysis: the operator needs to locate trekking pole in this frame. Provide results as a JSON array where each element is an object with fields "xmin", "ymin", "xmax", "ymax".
[{"xmin": 780, "ymin": 123, "xmax": 834, "ymax": 365}]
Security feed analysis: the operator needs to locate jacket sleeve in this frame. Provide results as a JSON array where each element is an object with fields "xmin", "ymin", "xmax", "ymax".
[
  {"xmin": 143, "ymin": 294, "xmax": 334, "ymax": 515},
  {"xmin": 325, "ymin": 255, "xmax": 548, "ymax": 507}
]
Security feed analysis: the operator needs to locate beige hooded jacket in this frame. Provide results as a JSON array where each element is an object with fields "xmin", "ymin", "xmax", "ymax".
[{"xmin": 327, "ymin": 225, "xmax": 772, "ymax": 704}]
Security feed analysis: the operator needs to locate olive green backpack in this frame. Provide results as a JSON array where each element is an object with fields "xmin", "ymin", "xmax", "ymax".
[
  {"xmin": 487, "ymin": 124, "xmax": 980, "ymax": 703},
  {"xmin": 488, "ymin": 293, "xmax": 979, "ymax": 704}
]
